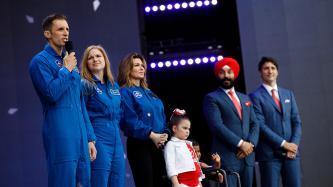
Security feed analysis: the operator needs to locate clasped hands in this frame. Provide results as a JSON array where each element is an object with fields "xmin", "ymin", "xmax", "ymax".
[
  {"xmin": 150, "ymin": 132, "xmax": 168, "ymax": 148},
  {"xmin": 283, "ymin": 142, "xmax": 298, "ymax": 159},
  {"xmin": 237, "ymin": 141, "xmax": 254, "ymax": 159}
]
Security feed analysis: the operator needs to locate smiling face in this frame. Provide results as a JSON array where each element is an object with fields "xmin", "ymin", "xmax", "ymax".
[
  {"xmin": 217, "ymin": 65, "xmax": 235, "ymax": 89},
  {"xmin": 130, "ymin": 58, "xmax": 146, "ymax": 82},
  {"xmin": 260, "ymin": 61, "xmax": 278, "ymax": 86},
  {"xmin": 87, "ymin": 48, "xmax": 106, "ymax": 74},
  {"xmin": 44, "ymin": 19, "xmax": 69, "ymax": 50},
  {"xmin": 172, "ymin": 119, "xmax": 191, "ymax": 140}
]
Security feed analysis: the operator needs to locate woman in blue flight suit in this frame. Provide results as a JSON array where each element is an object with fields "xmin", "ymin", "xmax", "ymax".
[
  {"xmin": 117, "ymin": 53, "xmax": 169, "ymax": 187},
  {"xmin": 80, "ymin": 45, "xmax": 125, "ymax": 187}
]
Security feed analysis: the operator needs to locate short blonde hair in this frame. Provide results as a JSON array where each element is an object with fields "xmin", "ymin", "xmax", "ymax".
[
  {"xmin": 80, "ymin": 45, "xmax": 114, "ymax": 85},
  {"xmin": 117, "ymin": 52, "xmax": 148, "ymax": 89}
]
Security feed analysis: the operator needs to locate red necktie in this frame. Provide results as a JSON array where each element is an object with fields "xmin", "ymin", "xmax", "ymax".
[
  {"xmin": 228, "ymin": 90, "xmax": 242, "ymax": 119},
  {"xmin": 271, "ymin": 89, "xmax": 282, "ymax": 111}
]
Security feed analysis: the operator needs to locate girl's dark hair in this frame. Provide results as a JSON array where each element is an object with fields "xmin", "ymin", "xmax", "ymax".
[
  {"xmin": 189, "ymin": 139, "xmax": 199, "ymax": 147},
  {"xmin": 168, "ymin": 108, "xmax": 189, "ymax": 131}
]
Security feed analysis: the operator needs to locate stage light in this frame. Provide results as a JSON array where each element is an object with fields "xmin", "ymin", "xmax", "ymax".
[
  {"xmin": 187, "ymin": 58, "xmax": 194, "ymax": 65},
  {"xmin": 211, "ymin": 0, "xmax": 218, "ymax": 6},
  {"xmin": 158, "ymin": 62, "xmax": 164, "ymax": 68},
  {"xmin": 173, "ymin": 60, "xmax": 179, "ymax": 66},
  {"xmin": 189, "ymin": 1, "xmax": 195, "ymax": 8},
  {"xmin": 144, "ymin": 0, "xmax": 218, "ymax": 14},
  {"xmin": 145, "ymin": 6, "xmax": 151, "ymax": 13},
  {"xmin": 195, "ymin": 58, "xmax": 201, "ymax": 64},
  {"xmin": 180, "ymin": 59, "xmax": 186, "ymax": 65},
  {"xmin": 181, "ymin": 2, "xmax": 188, "ymax": 9},
  {"xmin": 150, "ymin": 63, "xmax": 156, "ymax": 68},
  {"xmin": 165, "ymin": 61, "xmax": 171, "ymax": 67},
  {"xmin": 152, "ymin": 6, "xmax": 158, "ymax": 11},
  {"xmin": 149, "ymin": 55, "xmax": 223, "ymax": 70},
  {"xmin": 210, "ymin": 56, "xmax": 216, "ymax": 62},
  {"xmin": 202, "ymin": 57, "xmax": 209, "ymax": 63},
  {"xmin": 159, "ymin": 5, "xmax": 166, "ymax": 11}
]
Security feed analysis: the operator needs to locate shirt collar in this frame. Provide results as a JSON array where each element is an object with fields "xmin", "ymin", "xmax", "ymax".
[
  {"xmin": 262, "ymin": 83, "xmax": 278, "ymax": 93},
  {"xmin": 221, "ymin": 87, "xmax": 236, "ymax": 95},
  {"xmin": 44, "ymin": 43, "xmax": 66, "ymax": 58},
  {"xmin": 170, "ymin": 137, "xmax": 192, "ymax": 145}
]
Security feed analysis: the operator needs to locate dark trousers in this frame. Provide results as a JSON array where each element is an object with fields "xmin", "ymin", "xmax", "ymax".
[
  {"xmin": 259, "ymin": 158, "xmax": 301, "ymax": 187},
  {"xmin": 127, "ymin": 138, "xmax": 170, "ymax": 187}
]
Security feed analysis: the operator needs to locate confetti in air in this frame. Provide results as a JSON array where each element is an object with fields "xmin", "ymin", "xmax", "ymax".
[
  {"xmin": 93, "ymin": 0, "xmax": 101, "ymax": 12},
  {"xmin": 25, "ymin": 15, "xmax": 34, "ymax": 23},
  {"xmin": 8, "ymin": 108, "xmax": 18, "ymax": 115}
]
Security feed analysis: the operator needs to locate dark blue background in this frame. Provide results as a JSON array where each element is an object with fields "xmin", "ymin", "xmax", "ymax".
[{"xmin": 1, "ymin": 0, "xmax": 333, "ymax": 186}]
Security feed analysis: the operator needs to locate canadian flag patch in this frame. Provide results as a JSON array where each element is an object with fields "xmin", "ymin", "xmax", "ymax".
[{"xmin": 245, "ymin": 101, "xmax": 251, "ymax": 107}]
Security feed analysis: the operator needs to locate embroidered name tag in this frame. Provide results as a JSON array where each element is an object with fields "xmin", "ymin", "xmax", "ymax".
[
  {"xmin": 133, "ymin": 91, "xmax": 143, "ymax": 98},
  {"xmin": 95, "ymin": 87, "xmax": 103, "ymax": 94},
  {"xmin": 284, "ymin": 99, "xmax": 290, "ymax": 103},
  {"xmin": 110, "ymin": 89, "xmax": 120, "ymax": 95}
]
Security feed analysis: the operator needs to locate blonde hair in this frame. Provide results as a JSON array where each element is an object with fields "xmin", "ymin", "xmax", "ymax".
[
  {"xmin": 80, "ymin": 45, "xmax": 114, "ymax": 85},
  {"xmin": 117, "ymin": 52, "xmax": 148, "ymax": 89}
]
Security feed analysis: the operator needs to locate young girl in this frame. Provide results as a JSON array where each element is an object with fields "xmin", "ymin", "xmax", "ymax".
[{"xmin": 164, "ymin": 109, "xmax": 203, "ymax": 187}]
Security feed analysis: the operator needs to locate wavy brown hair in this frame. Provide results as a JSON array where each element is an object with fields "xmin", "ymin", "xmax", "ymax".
[
  {"xmin": 80, "ymin": 45, "xmax": 114, "ymax": 85},
  {"xmin": 117, "ymin": 52, "xmax": 148, "ymax": 89}
]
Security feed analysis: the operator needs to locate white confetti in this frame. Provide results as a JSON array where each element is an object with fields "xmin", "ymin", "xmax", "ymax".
[
  {"xmin": 8, "ymin": 108, "xmax": 18, "ymax": 115},
  {"xmin": 25, "ymin": 15, "xmax": 34, "ymax": 23},
  {"xmin": 93, "ymin": 0, "xmax": 101, "ymax": 12}
]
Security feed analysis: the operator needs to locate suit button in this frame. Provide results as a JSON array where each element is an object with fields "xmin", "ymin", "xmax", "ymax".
[{"xmin": 147, "ymin": 113, "xmax": 151, "ymax": 117}]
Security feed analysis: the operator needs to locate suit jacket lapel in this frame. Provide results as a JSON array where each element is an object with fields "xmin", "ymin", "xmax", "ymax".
[
  {"xmin": 218, "ymin": 88, "xmax": 240, "ymax": 118},
  {"xmin": 278, "ymin": 87, "xmax": 286, "ymax": 115},
  {"xmin": 260, "ymin": 85, "xmax": 281, "ymax": 113}
]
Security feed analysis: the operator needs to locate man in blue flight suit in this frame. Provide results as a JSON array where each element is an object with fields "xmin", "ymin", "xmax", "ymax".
[
  {"xmin": 203, "ymin": 57, "xmax": 259, "ymax": 187},
  {"xmin": 249, "ymin": 57, "xmax": 302, "ymax": 187},
  {"xmin": 29, "ymin": 14, "xmax": 96, "ymax": 187}
]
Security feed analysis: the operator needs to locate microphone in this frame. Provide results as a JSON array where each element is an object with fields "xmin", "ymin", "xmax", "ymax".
[
  {"xmin": 65, "ymin": 40, "xmax": 74, "ymax": 54},
  {"xmin": 64, "ymin": 40, "xmax": 79, "ymax": 73}
]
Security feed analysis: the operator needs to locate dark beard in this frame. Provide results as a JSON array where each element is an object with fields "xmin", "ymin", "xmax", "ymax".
[{"xmin": 218, "ymin": 77, "xmax": 234, "ymax": 89}]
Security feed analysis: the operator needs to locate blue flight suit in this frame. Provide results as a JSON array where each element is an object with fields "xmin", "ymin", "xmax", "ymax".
[
  {"xmin": 81, "ymin": 78, "xmax": 125, "ymax": 187},
  {"xmin": 29, "ymin": 44, "xmax": 96, "ymax": 187},
  {"xmin": 250, "ymin": 85, "xmax": 302, "ymax": 187},
  {"xmin": 120, "ymin": 86, "xmax": 169, "ymax": 187},
  {"xmin": 120, "ymin": 86, "xmax": 167, "ymax": 138}
]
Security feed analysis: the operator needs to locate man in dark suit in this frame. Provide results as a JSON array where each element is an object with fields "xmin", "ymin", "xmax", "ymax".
[
  {"xmin": 249, "ymin": 56, "xmax": 302, "ymax": 187},
  {"xmin": 203, "ymin": 58, "xmax": 259, "ymax": 187}
]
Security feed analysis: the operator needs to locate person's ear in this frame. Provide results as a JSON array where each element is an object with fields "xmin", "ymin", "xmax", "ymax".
[
  {"xmin": 44, "ymin": 30, "xmax": 51, "ymax": 39},
  {"xmin": 172, "ymin": 125, "xmax": 177, "ymax": 133}
]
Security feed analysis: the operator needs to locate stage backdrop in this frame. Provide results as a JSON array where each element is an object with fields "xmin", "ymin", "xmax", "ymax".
[
  {"xmin": 0, "ymin": 0, "xmax": 140, "ymax": 186},
  {"xmin": 237, "ymin": 0, "xmax": 333, "ymax": 186}
]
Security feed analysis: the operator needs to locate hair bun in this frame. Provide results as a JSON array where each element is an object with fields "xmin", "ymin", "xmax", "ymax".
[{"xmin": 173, "ymin": 108, "xmax": 186, "ymax": 116}]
